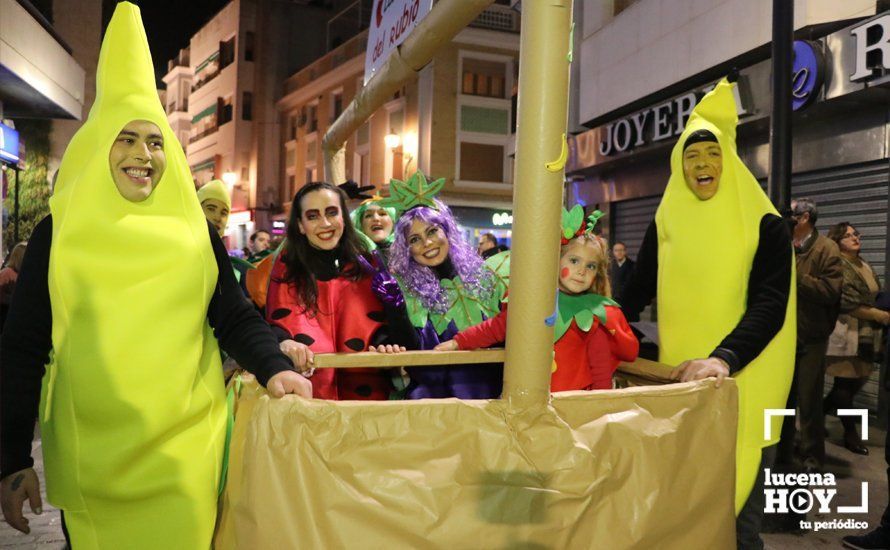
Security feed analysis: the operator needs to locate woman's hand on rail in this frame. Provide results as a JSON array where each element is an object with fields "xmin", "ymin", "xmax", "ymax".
[
  {"xmin": 279, "ymin": 339, "xmax": 315, "ymax": 372},
  {"xmin": 266, "ymin": 370, "xmax": 313, "ymax": 398},
  {"xmin": 368, "ymin": 344, "xmax": 407, "ymax": 353},
  {"xmin": 433, "ymin": 340, "xmax": 459, "ymax": 351},
  {"xmin": 670, "ymin": 357, "xmax": 730, "ymax": 388}
]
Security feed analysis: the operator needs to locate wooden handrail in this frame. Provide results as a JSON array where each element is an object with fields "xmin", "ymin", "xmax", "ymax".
[
  {"xmin": 615, "ymin": 358, "xmax": 675, "ymax": 386},
  {"xmin": 311, "ymin": 349, "xmax": 506, "ymax": 369}
]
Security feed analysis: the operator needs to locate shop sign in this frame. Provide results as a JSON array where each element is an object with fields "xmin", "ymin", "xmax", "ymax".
[
  {"xmin": 597, "ymin": 92, "xmax": 697, "ymax": 156},
  {"xmin": 272, "ymin": 220, "xmax": 287, "ymax": 235},
  {"xmin": 0, "ymin": 123, "xmax": 20, "ymax": 165},
  {"xmin": 791, "ymin": 40, "xmax": 825, "ymax": 111},
  {"xmin": 850, "ymin": 13, "xmax": 890, "ymax": 81},
  {"xmin": 364, "ymin": 0, "xmax": 433, "ymax": 85}
]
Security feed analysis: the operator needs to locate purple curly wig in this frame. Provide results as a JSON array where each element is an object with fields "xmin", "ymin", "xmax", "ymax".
[{"xmin": 389, "ymin": 200, "xmax": 495, "ymax": 313}]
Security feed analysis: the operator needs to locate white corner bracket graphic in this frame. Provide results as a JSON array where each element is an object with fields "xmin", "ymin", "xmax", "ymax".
[
  {"xmin": 838, "ymin": 409, "xmax": 870, "ymax": 441},
  {"xmin": 838, "ymin": 482, "xmax": 870, "ymax": 514},
  {"xmin": 763, "ymin": 409, "xmax": 796, "ymax": 441}
]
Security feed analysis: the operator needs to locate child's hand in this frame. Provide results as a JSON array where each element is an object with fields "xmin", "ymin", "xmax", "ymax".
[
  {"xmin": 368, "ymin": 344, "xmax": 407, "ymax": 354},
  {"xmin": 434, "ymin": 340, "xmax": 459, "ymax": 351}
]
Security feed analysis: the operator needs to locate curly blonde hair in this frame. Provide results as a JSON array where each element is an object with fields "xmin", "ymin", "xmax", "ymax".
[{"xmin": 560, "ymin": 234, "xmax": 611, "ymax": 297}]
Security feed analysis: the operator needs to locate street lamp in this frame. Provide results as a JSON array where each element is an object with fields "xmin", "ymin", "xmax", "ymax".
[
  {"xmin": 221, "ymin": 171, "xmax": 238, "ymax": 187},
  {"xmin": 384, "ymin": 131, "xmax": 401, "ymax": 149}
]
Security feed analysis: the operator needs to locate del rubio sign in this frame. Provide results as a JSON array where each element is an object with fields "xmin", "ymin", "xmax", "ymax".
[{"xmin": 364, "ymin": 0, "xmax": 433, "ymax": 85}]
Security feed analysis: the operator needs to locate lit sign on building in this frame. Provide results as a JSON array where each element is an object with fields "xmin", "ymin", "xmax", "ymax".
[
  {"xmin": 850, "ymin": 13, "xmax": 890, "ymax": 81},
  {"xmin": 492, "ymin": 212, "xmax": 513, "ymax": 226},
  {"xmin": 0, "ymin": 123, "xmax": 20, "ymax": 165},
  {"xmin": 365, "ymin": 0, "xmax": 433, "ymax": 85},
  {"xmin": 791, "ymin": 40, "xmax": 825, "ymax": 111},
  {"xmin": 272, "ymin": 220, "xmax": 287, "ymax": 235}
]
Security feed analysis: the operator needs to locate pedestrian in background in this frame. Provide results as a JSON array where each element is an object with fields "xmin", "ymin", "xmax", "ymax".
[
  {"xmin": 609, "ymin": 241, "xmax": 634, "ymax": 302},
  {"xmin": 0, "ymin": 242, "xmax": 27, "ymax": 332},
  {"xmin": 824, "ymin": 222, "xmax": 889, "ymax": 456},
  {"xmin": 777, "ymin": 197, "xmax": 843, "ymax": 473}
]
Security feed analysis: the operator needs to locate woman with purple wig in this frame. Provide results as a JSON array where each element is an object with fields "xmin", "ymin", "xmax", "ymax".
[{"xmin": 384, "ymin": 173, "xmax": 504, "ymax": 398}]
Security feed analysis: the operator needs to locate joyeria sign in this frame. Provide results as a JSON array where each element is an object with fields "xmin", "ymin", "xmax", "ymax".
[{"xmin": 791, "ymin": 40, "xmax": 825, "ymax": 111}]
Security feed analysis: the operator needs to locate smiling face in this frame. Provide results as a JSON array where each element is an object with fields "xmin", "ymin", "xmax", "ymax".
[
  {"xmin": 360, "ymin": 206, "xmax": 394, "ymax": 244},
  {"xmin": 407, "ymin": 218, "xmax": 450, "ymax": 267},
  {"xmin": 297, "ymin": 188, "xmax": 344, "ymax": 250},
  {"xmin": 201, "ymin": 199, "xmax": 230, "ymax": 236},
  {"xmin": 558, "ymin": 240, "xmax": 601, "ymax": 295},
  {"xmin": 682, "ymin": 141, "xmax": 723, "ymax": 201},
  {"xmin": 108, "ymin": 120, "xmax": 167, "ymax": 202}
]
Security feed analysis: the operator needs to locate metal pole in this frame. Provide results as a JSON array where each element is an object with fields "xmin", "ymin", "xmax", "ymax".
[
  {"xmin": 502, "ymin": 0, "xmax": 573, "ymax": 408},
  {"xmin": 13, "ymin": 167, "xmax": 19, "ymax": 244},
  {"xmin": 767, "ymin": 0, "xmax": 793, "ymax": 210}
]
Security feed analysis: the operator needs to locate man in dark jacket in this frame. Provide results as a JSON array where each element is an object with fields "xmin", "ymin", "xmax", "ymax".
[
  {"xmin": 778, "ymin": 197, "xmax": 843, "ymax": 473},
  {"xmin": 609, "ymin": 242, "xmax": 634, "ymax": 302}
]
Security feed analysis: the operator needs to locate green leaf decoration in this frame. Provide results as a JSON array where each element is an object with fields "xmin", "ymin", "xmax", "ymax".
[
  {"xmin": 378, "ymin": 171, "xmax": 445, "ymax": 215},
  {"xmin": 561, "ymin": 205, "xmax": 585, "ymax": 239},
  {"xmin": 553, "ymin": 291, "xmax": 618, "ymax": 342},
  {"xmin": 229, "ymin": 256, "xmax": 257, "ymax": 270},
  {"xmin": 484, "ymin": 250, "xmax": 511, "ymax": 305},
  {"xmin": 400, "ymin": 282, "xmax": 430, "ymax": 329},
  {"xmin": 585, "ymin": 210, "xmax": 605, "ymax": 234}
]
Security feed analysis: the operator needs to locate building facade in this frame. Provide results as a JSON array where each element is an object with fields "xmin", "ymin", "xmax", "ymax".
[
  {"xmin": 163, "ymin": 48, "xmax": 192, "ymax": 150},
  {"xmin": 567, "ymin": 0, "xmax": 890, "ymax": 411},
  {"xmin": 276, "ymin": 1, "xmax": 521, "ymax": 242}
]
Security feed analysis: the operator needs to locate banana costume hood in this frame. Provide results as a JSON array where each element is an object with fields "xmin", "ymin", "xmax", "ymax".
[
  {"xmin": 654, "ymin": 79, "xmax": 795, "ymax": 513},
  {"xmin": 41, "ymin": 3, "xmax": 225, "ymax": 548}
]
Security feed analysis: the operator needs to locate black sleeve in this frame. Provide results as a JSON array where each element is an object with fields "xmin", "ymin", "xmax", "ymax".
[
  {"xmin": 710, "ymin": 214, "xmax": 792, "ymax": 373},
  {"xmin": 1, "ymin": 216, "xmax": 53, "ymax": 479},
  {"xmin": 619, "ymin": 221, "xmax": 658, "ymax": 321},
  {"xmin": 370, "ymin": 303, "xmax": 422, "ymax": 349},
  {"xmin": 205, "ymin": 223, "xmax": 294, "ymax": 386}
]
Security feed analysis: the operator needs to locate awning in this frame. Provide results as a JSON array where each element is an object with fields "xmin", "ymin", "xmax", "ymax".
[
  {"xmin": 190, "ymin": 158, "xmax": 215, "ymax": 173},
  {"xmin": 195, "ymin": 50, "xmax": 220, "ymax": 74},
  {"xmin": 191, "ymin": 103, "xmax": 217, "ymax": 124}
]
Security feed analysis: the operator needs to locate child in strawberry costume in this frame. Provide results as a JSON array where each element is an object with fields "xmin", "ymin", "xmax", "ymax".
[{"xmin": 436, "ymin": 207, "xmax": 638, "ymax": 391}]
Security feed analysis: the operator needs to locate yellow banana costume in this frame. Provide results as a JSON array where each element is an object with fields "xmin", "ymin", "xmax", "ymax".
[
  {"xmin": 654, "ymin": 79, "xmax": 795, "ymax": 513},
  {"xmin": 39, "ymin": 3, "xmax": 226, "ymax": 547}
]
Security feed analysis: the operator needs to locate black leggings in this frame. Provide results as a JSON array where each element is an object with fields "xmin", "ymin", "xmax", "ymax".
[{"xmin": 824, "ymin": 376, "xmax": 869, "ymax": 436}]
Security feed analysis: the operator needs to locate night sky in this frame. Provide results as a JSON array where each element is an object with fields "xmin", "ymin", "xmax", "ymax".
[{"xmin": 109, "ymin": 0, "xmax": 231, "ymax": 87}]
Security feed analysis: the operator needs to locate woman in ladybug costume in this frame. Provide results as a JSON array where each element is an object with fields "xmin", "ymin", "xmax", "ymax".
[{"xmin": 266, "ymin": 182, "xmax": 414, "ymax": 400}]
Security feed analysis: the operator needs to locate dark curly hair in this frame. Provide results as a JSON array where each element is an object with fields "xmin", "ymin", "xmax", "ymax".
[{"xmin": 277, "ymin": 182, "xmax": 371, "ymax": 316}]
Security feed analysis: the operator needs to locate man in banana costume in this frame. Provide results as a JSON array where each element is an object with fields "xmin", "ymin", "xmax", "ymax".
[
  {"xmin": 622, "ymin": 78, "xmax": 795, "ymax": 549},
  {"xmin": 0, "ymin": 4, "xmax": 310, "ymax": 548}
]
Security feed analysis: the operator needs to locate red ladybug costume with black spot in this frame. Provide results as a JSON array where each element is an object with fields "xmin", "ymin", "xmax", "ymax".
[{"xmin": 266, "ymin": 252, "xmax": 393, "ymax": 400}]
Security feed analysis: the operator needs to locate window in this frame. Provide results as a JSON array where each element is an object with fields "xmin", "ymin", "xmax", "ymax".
[
  {"xmin": 459, "ymin": 143, "xmax": 504, "ymax": 182},
  {"xmin": 218, "ymin": 96, "xmax": 233, "ymax": 125},
  {"xmin": 219, "ymin": 37, "xmax": 236, "ymax": 70},
  {"xmin": 456, "ymin": 53, "xmax": 515, "ymax": 186},
  {"xmin": 331, "ymin": 91, "xmax": 343, "ymax": 122},
  {"xmin": 288, "ymin": 174, "xmax": 296, "ymax": 195},
  {"xmin": 307, "ymin": 103, "xmax": 318, "ymax": 133},
  {"xmin": 242, "ymin": 91, "xmax": 253, "ymax": 121},
  {"xmin": 288, "ymin": 114, "xmax": 298, "ymax": 140},
  {"xmin": 461, "ymin": 58, "xmax": 507, "ymax": 99},
  {"xmin": 244, "ymin": 31, "xmax": 255, "ymax": 62}
]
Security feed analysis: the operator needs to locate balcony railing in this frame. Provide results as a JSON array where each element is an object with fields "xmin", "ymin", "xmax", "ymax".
[
  {"xmin": 189, "ymin": 125, "xmax": 219, "ymax": 144},
  {"xmin": 192, "ymin": 71, "xmax": 220, "ymax": 93}
]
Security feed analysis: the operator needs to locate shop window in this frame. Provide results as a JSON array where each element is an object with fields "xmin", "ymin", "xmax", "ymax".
[
  {"xmin": 459, "ymin": 142, "xmax": 504, "ymax": 183},
  {"xmin": 244, "ymin": 31, "xmax": 255, "ymax": 62},
  {"xmin": 242, "ymin": 91, "xmax": 253, "ymax": 121},
  {"xmin": 219, "ymin": 37, "xmax": 236, "ymax": 70},
  {"xmin": 461, "ymin": 58, "xmax": 507, "ymax": 99}
]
